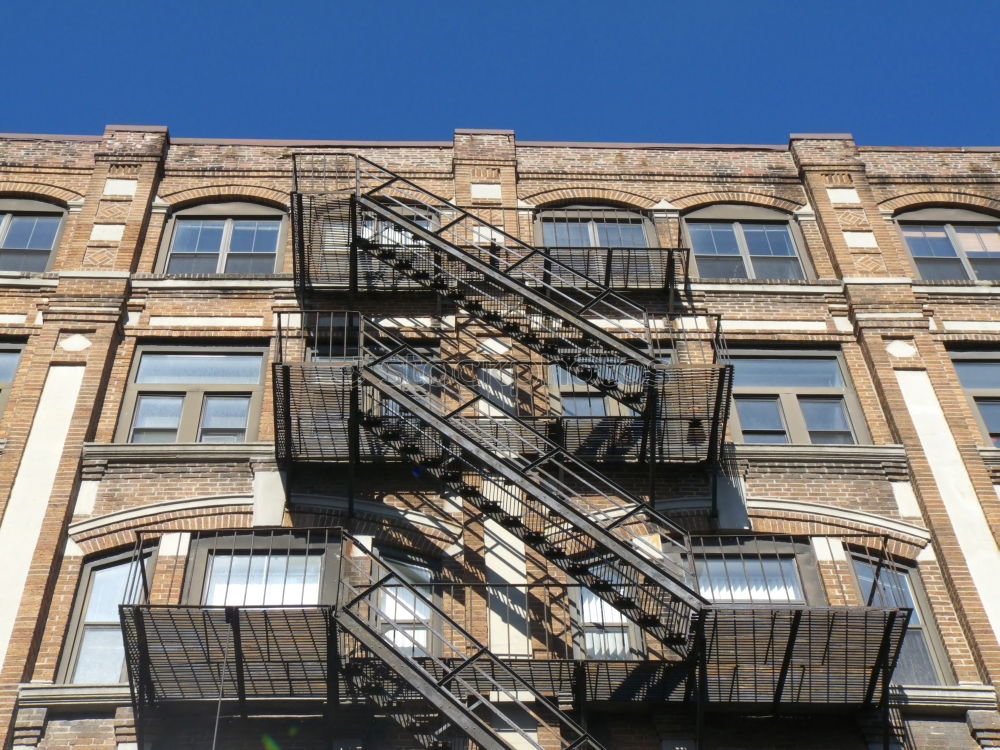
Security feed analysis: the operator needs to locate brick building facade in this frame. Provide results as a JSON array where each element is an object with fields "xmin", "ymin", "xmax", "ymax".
[{"xmin": 0, "ymin": 125, "xmax": 998, "ymax": 749}]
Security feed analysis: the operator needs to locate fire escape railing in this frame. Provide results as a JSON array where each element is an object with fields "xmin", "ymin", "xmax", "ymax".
[
  {"xmin": 290, "ymin": 153, "xmax": 730, "ymax": 415},
  {"xmin": 120, "ymin": 528, "xmax": 607, "ymax": 750}
]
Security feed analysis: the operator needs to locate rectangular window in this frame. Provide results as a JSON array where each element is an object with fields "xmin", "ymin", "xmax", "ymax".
[
  {"xmin": 580, "ymin": 586, "xmax": 631, "ymax": 658},
  {"xmin": 689, "ymin": 221, "xmax": 804, "ymax": 280},
  {"xmin": 853, "ymin": 558, "xmax": 943, "ymax": 685},
  {"xmin": 204, "ymin": 551, "xmax": 322, "ymax": 606},
  {"xmin": 0, "ymin": 346, "xmax": 22, "ymax": 413},
  {"xmin": 695, "ymin": 555, "xmax": 804, "ymax": 603},
  {"xmin": 953, "ymin": 357, "xmax": 1000, "ymax": 446},
  {"xmin": 902, "ymin": 223, "xmax": 1000, "ymax": 282},
  {"xmin": 378, "ymin": 558, "xmax": 433, "ymax": 657},
  {"xmin": 166, "ymin": 217, "xmax": 280, "ymax": 274},
  {"xmin": 121, "ymin": 349, "xmax": 265, "ymax": 444},
  {"xmin": 0, "ymin": 213, "xmax": 61, "ymax": 272},
  {"xmin": 69, "ymin": 553, "xmax": 149, "ymax": 684},
  {"xmin": 729, "ymin": 354, "xmax": 864, "ymax": 445}
]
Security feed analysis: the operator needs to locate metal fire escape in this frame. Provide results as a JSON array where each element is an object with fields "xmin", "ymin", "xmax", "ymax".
[{"xmin": 249, "ymin": 154, "xmax": 911, "ymax": 746}]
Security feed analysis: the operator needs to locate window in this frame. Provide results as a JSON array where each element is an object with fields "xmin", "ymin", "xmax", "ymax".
[
  {"xmin": 852, "ymin": 557, "xmax": 948, "ymax": 685},
  {"xmin": 728, "ymin": 353, "xmax": 865, "ymax": 445},
  {"xmin": 0, "ymin": 199, "xmax": 65, "ymax": 272},
  {"xmin": 204, "ymin": 551, "xmax": 322, "ymax": 606},
  {"xmin": 897, "ymin": 208, "xmax": 1000, "ymax": 281},
  {"xmin": 0, "ymin": 346, "xmax": 22, "ymax": 412},
  {"xmin": 579, "ymin": 585, "xmax": 634, "ymax": 658},
  {"xmin": 63, "ymin": 552, "xmax": 150, "ymax": 684},
  {"xmin": 691, "ymin": 537, "xmax": 824, "ymax": 606},
  {"xmin": 159, "ymin": 202, "xmax": 284, "ymax": 275},
  {"xmin": 549, "ymin": 358, "xmax": 645, "ymax": 418},
  {"xmin": 119, "ymin": 348, "xmax": 266, "ymax": 443},
  {"xmin": 377, "ymin": 555, "xmax": 434, "ymax": 657},
  {"xmin": 952, "ymin": 354, "xmax": 1000, "ymax": 446},
  {"xmin": 684, "ymin": 205, "xmax": 807, "ymax": 281},
  {"xmin": 695, "ymin": 556, "xmax": 804, "ymax": 603},
  {"xmin": 536, "ymin": 205, "xmax": 659, "ymax": 287}
]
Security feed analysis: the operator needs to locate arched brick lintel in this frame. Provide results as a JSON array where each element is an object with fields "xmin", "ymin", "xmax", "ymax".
[
  {"xmin": 521, "ymin": 187, "xmax": 657, "ymax": 209},
  {"xmin": 0, "ymin": 181, "xmax": 83, "ymax": 207},
  {"xmin": 671, "ymin": 190, "xmax": 802, "ymax": 213},
  {"xmin": 880, "ymin": 191, "xmax": 1000, "ymax": 217},
  {"xmin": 746, "ymin": 497, "xmax": 930, "ymax": 560},
  {"xmin": 159, "ymin": 184, "xmax": 290, "ymax": 211}
]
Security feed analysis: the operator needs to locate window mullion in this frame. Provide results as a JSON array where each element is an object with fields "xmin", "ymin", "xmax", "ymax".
[
  {"xmin": 780, "ymin": 392, "xmax": 808, "ymax": 443},
  {"xmin": 945, "ymin": 223, "xmax": 978, "ymax": 281},
  {"xmin": 218, "ymin": 219, "xmax": 235, "ymax": 273},
  {"xmin": 0, "ymin": 214, "xmax": 10, "ymax": 245},
  {"xmin": 734, "ymin": 222, "xmax": 753, "ymax": 279}
]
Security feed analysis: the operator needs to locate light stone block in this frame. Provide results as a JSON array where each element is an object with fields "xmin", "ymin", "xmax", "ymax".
[{"xmin": 89, "ymin": 224, "xmax": 125, "ymax": 242}]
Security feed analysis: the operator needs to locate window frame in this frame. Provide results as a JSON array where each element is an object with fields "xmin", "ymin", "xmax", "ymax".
[
  {"xmin": 183, "ymin": 532, "xmax": 341, "ymax": 606},
  {"xmin": 58, "ymin": 547, "xmax": 156, "ymax": 684},
  {"xmin": 0, "ymin": 343, "xmax": 24, "ymax": 414},
  {"xmin": 950, "ymin": 351, "xmax": 1000, "ymax": 447},
  {"xmin": 690, "ymin": 536, "xmax": 826, "ymax": 607},
  {"xmin": 728, "ymin": 349, "xmax": 869, "ymax": 445},
  {"xmin": 569, "ymin": 581, "xmax": 646, "ymax": 661},
  {"xmin": 534, "ymin": 204, "xmax": 656, "ymax": 249},
  {"xmin": 115, "ymin": 344, "xmax": 269, "ymax": 444},
  {"xmin": 682, "ymin": 204, "xmax": 811, "ymax": 281},
  {"xmin": 896, "ymin": 207, "xmax": 1000, "ymax": 282},
  {"xmin": 156, "ymin": 201, "xmax": 287, "ymax": 276},
  {"xmin": 849, "ymin": 553, "xmax": 953, "ymax": 686},
  {"xmin": 0, "ymin": 198, "xmax": 67, "ymax": 273},
  {"xmin": 374, "ymin": 547, "xmax": 441, "ymax": 658}
]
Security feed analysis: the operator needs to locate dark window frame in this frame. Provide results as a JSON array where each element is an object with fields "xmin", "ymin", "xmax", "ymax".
[
  {"xmin": 682, "ymin": 204, "xmax": 811, "ymax": 281},
  {"xmin": 897, "ymin": 207, "xmax": 1000, "ymax": 282},
  {"xmin": 115, "ymin": 344, "xmax": 269, "ymax": 444},
  {"xmin": 0, "ymin": 198, "xmax": 67, "ymax": 273},
  {"xmin": 951, "ymin": 351, "xmax": 1000, "ymax": 446},
  {"xmin": 156, "ymin": 201, "xmax": 287, "ymax": 276},
  {"xmin": 58, "ymin": 547, "xmax": 155, "ymax": 684},
  {"xmin": 849, "ymin": 553, "xmax": 953, "ymax": 686},
  {"xmin": 0, "ymin": 343, "xmax": 24, "ymax": 414},
  {"xmin": 727, "ymin": 349, "xmax": 869, "ymax": 445}
]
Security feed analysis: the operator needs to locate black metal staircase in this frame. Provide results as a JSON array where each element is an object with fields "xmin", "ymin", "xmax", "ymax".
[{"xmin": 290, "ymin": 153, "xmax": 730, "ymax": 416}]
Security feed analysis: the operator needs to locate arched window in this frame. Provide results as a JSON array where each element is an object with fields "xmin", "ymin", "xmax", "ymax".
[
  {"xmin": 896, "ymin": 207, "xmax": 1000, "ymax": 281},
  {"xmin": 534, "ymin": 204, "xmax": 661, "ymax": 288},
  {"xmin": 683, "ymin": 204, "xmax": 808, "ymax": 281},
  {"xmin": 157, "ymin": 201, "xmax": 286, "ymax": 275},
  {"xmin": 0, "ymin": 198, "xmax": 66, "ymax": 272}
]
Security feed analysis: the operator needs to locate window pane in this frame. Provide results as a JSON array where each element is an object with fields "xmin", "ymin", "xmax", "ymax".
[
  {"xmin": 968, "ymin": 256, "xmax": 1000, "ymax": 281},
  {"xmin": 380, "ymin": 561, "xmax": 432, "ymax": 622},
  {"xmin": 0, "ymin": 249, "xmax": 53, "ymax": 272},
  {"xmin": 688, "ymin": 223, "xmax": 740, "ymax": 255},
  {"xmin": 199, "ymin": 395, "xmax": 250, "ymax": 443},
  {"xmin": 893, "ymin": 631, "xmax": 940, "ymax": 685},
  {"xmin": 749, "ymin": 255, "xmax": 805, "ymax": 280},
  {"xmin": 85, "ymin": 560, "xmax": 144, "ymax": 621},
  {"xmin": 914, "ymin": 257, "xmax": 970, "ymax": 281},
  {"xmin": 477, "ymin": 368, "xmax": 515, "ymax": 415},
  {"xmin": 584, "ymin": 629, "xmax": 629, "ymax": 659},
  {"xmin": 72, "ymin": 627, "xmax": 126, "ymax": 683},
  {"xmin": 562, "ymin": 394, "xmax": 607, "ymax": 417},
  {"xmin": 581, "ymin": 588, "xmax": 625, "ymax": 625},
  {"xmin": 136, "ymin": 354, "xmax": 262, "ymax": 384},
  {"xmin": 228, "ymin": 220, "xmax": 280, "ymax": 253},
  {"xmin": 743, "ymin": 224, "xmax": 795, "ymax": 256},
  {"xmin": 695, "ymin": 556, "xmax": 803, "ymax": 603},
  {"xmin": 799, "ymin": 397, "xmax": 854, "ymax": 445},
  {"xmin": 731, "ymin": 358, "xmax": 843, "ymax": 387},
  {"xmin": 976, "ymin": 400, "xmax": 1000, "ymax": 446},
  {"xmin": 130, "ymin": 395, "xmax": 182, "ymax": 442},
  {"xmin": 954, "ymin": 225, "xmax": 1000, "ymax": 254},
  {"xmin": 902, "ymin": 225, "xmax": 957, "ymax": 258},
  {"xmin": 954, "ymin": 361, "xmax": 1000, "ymax": 389},
  {"xmin": 696, "ymin": 255, "xmax": 749, "ymax": 278},
  {"xmin": 223, "ymin": 253, "xmax": 276, "ymax": 274},
  {"xmin": 735, "ymin": 397, "xmax": 784, "ymax": 429},
  {"xmin": 852, "ymin": 560, "xmax": 918, "ymax": 621},
  {"xmin": 541, "ymin": 219, "xmax": 591, "ymax": 247},
  {"xmin": 0, "ymin": 350, "xmax": 20, "ymax": 382},
  {"xmin": 165, "ymin": 253, "xmax": 220, "ymax": 274},
  {"xmin": 594, "ymin": 220, "xmax": 647, "ymax": 248},
  {"xmin": 205, "ymin": 552, "xmax": 321, "ymax": 606},
  {"xmin": 171, "ymin": 219, "xmax": 224, "ymax": 253},
  {"xmin": 2, "ymin": 216, "xmax": 60, "ymax": 250}
]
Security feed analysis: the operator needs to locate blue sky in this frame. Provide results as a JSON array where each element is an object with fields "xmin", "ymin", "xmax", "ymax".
[{"xmin": 5, "ymin": 0, "xmax": 997, "ymax": 146}]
